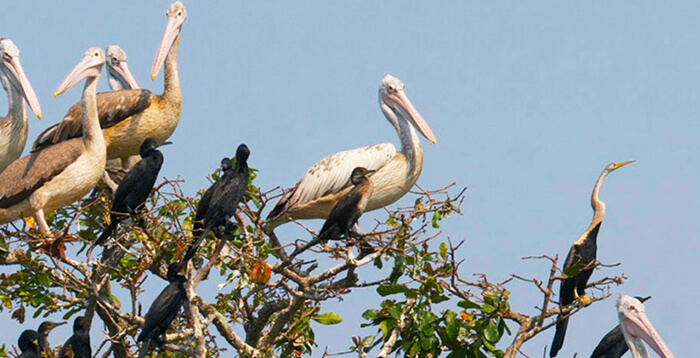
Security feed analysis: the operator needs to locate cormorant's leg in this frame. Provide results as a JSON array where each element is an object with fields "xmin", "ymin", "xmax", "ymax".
[{"xmin": 35, "ymin": 210, "xmax": 53, "ymax": 238}]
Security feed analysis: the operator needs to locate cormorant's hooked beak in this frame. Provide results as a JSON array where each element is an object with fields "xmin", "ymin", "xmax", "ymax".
[
  {"xmin": 366, "ymin": 169, "xmax": 377, "ymax": 177},
  {"xmin": 156, "ymin": 141, "xmax": 173, "ymax": 148},
  {"xmin": 54, "ymin": 49, "xmax": 104, "ymax": 98},
  {"xmin": 6, "ymin": 56, "xmax": 42, "ymax": 119},
  {"xmin": 387, "ymin": 88, "xmax": 437, "ymax": 145},
  {"xmin": 622, "ymin": 307, "xmax": 674, "ymax": 358}
]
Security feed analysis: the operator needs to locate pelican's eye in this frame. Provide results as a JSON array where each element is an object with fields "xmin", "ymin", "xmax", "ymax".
[
  {"xmin": 177, "ymin": 10, "xmax": 183, "ymax": 17},
  {"xmin": 111, "ymin": 57, "xmax": 119, "ymax": 65},
  {"xmin": 3, "ymin": 53, "xmax": 11, "ymax": 61}
]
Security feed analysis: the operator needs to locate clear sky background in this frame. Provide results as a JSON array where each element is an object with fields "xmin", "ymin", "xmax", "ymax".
[{"xmin": 1, "ymin": 1, "xmax": 697, "ymax": 356}]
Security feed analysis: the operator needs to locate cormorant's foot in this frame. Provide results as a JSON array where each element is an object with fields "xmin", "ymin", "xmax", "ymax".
[{"xmin": 578, "ymin": 295, "xmax": 592, "ymax": 306}]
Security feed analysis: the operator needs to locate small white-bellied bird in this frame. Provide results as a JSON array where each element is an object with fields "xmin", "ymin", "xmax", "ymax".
[
  {"xmin": 95, "ymin": 138, "xmax": 171, "ymax": 246},
  {"xmin": 265, "ymin": 74, "xmax": 436, "ymax": 232},
  {"xmin": 137, "ymin": 261, "xmax": 187, "ymax": 358},
  {"xmin": 57, "ymin": 316, "xmax": 91, "ymax": 358},
  {"xmin": 0, "ymin": 48, "xmax": 107, "ymax": 237},
  {"xmin": 37, "ymin": 320, "xmax": 66, "ymax": 356},
  {"xmin": 0, "ymin": 38, "xmax": 42, "ymax": 172},
  {"xmin": 290, "ymin": 167, "xmax": 375, "ymax": 259},
  {"xmin": 105, "ymin": 45, "xmax": 140, "ymax": 91},
  {"xmin": 550, "ymin": 161, "xmax": 635, "ymax": 357},
  {"xmin": 31, "ymin": 1, "xmax": 186, "ymax": 172},
  {"xmin": 590, "ymin": 296, "xmax": 650, "ymax": 358},
  {"xmin": 614, "ymin": 296, "xmax": 674, "ymax": 358},
  {"xmin": 183, "ymin": 144, "xmax": 250, "ymax": 263},
  {"xmin": 17, "ymin": 329, "xmax": 42, "ymax": 358}
]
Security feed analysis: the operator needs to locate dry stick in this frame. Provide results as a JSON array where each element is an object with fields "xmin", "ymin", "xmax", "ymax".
[{"xmin": 377, "ymin": 298, "xmax": 416, "ymax": 358}]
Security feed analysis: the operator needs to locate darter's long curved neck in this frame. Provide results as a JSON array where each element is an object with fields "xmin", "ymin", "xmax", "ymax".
[{"xmin": 590, "ymin": 169, "xmax": 609, "ymax": 226}]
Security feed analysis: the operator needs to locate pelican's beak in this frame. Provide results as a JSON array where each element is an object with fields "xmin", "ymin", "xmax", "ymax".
[
  {"xmin": 156, "ymin": 141, "xmax": 173, "ymax": 148},
  {"xmin": 388, "ymin": 89, "xmax": 437, "ymax": 145},
  {"xmin": 7, "ymin": 56, "xmax": 42, "ymax": 119},
  {"xmin": 622, "ymin": 309, "xmax": 674, "ymax": 358},
  {"xmin": 151, "ymin": 15, "xmax": 183, "ymax": 80},
  {"xmin": 114, "ymin": 61, "xmax": 140, "ymax": 89},
  {"xmin": 54, "ymin": 50, "xmax": 104, "ymax": 98},
  {"xmin": 614, "ymin": 160, "xmax": 635, "ymax": 169}
]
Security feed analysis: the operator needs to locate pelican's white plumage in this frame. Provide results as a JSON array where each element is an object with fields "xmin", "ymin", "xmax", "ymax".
[{"xmin": 266, "ymin": 74, "xmax": 436, "ymax": 230}]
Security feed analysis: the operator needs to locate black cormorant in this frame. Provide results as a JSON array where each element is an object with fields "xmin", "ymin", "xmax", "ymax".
[
  {"xmin": 137, "ymin": 261, "xmax": 187, "ymax": 358},
  {"xmin": 37, "ymin": 320, "xmax": 66, "ymax": 355},
  {"xmin": 96, "ymin": 138, "xmax": 170, "ymax": 245},
  {"xmin": 18, "ymin": 329, "xmax": 42, "ymax": 358},
  {"xmin": 183, "ymin": 144, "xmax": 250, "ymax": 262},
  {"xmin": 58, "ymin": 316, "xmax": 91, "ymax": 358},
  {"xmin": 550, "ymin": 161, "xmax": 634, "ymax": 357},
  {"xmin": 290, "ymin": 167, "xmax": 375, "ymax": 259}
]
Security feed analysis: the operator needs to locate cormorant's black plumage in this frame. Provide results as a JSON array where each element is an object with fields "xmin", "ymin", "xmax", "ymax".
[
  {"xmin": 590, "ymin": 296, "xmax": 651, "ymax": 358},
  {"xmin": 137, "ymin": 261, "xmax": 187, "ymax": 358},
  {"xmin": 37, "ymin": 320, "xmax": 65, "ymax": 355},
  {"xmin": 290, "ymin": 167, "xmax": 374, "ymax": 259},
  {"xmin": 18, "ymin": 329, "xmax": 42, "ymax": 358},
  {"xmin": 96, "ymin": 138, "xmax": 169, "ymax": 245},
  {"xmin": 58, "ymin": 316, "xmax": 91, "ymax": 358},
  {"xmin": 183, "ymin": 144, "xmax": 250, "ymax": 262}
]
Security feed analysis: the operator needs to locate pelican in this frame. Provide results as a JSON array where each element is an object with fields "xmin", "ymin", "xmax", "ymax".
[
  {"xmin": 290, "ymin": 167, "xmax": 376, "ymax": 259},
  {"xmin": 31, "ymin": 1, "xmax": 185, "ymax": 171},
  {"xmin": 0, "ymin": 48, "xmax": 107, "ymax": 237},
  {"xmin": 614, "ymin": 296, "xmax": 674, "ymax": 358},
  {"xmin": 0, "ymin": 38, "xmax": 42, "ymax": 172},
  {"xmin": 266, "ymin": 74, "xmax": 436, "ymax": 231},
  {"xmin": 550, "ymin": 161, "xmax": 635, "ymax": 357},
  {"xmin": 105, "ymin": 45, "xmax": 139, "ymax": 91},
  {"xmin": 591, "ymin": 297, "xmax": 653, "ymax": 358}
]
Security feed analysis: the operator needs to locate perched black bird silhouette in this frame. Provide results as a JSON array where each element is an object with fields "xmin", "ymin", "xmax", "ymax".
[
  {"xmin": 290, "ymin": 167, "xmax": 375, "ymax": 259},
  {"xmin": 37, "ymin": 320, "xmax": 66, "ymax": 355},
  {"xmin": 551, "ymin": 161, "xmax": 634, "ymax": 357},
  {"xmin": 58, "ymin": 316, "xmax": 91, "ymax": 358},
  {"xmin": 96, "ymin": 138, "xmax": 171, "ymax": 245},
  {"xmin": 18, "ymin": 329, "xmax": 42, "ymax": 358},
  {"xmin": 183, "ymin": 144, "xmax": 250, "ymax": 263},
  {"xmin": 590, "ymin": 296, "xmax": 651, "ymax": 358},
  {"xmin": 137, "ymin": 261, "xmax": 187, "ymax": 358}
]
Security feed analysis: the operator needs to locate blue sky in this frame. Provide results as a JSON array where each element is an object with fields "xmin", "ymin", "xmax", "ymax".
[{"xmin": 2, "ymin": 1, "xmax": 696, "ymax": 356}]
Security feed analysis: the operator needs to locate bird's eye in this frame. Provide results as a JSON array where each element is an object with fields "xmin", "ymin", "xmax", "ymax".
[
  {"xmin": 629, "ymin": 305, "xmax": 637, "ymax": 311},
  {"xmin": 2, "ymin": 53, "xmax": 10, "ymax": 61},
  {"xmin": 111, "ymin": 57, "xmax": 118, "ymax": 64},
  {"xmin": 177, "ymin": 11, "xmax": 183, "ymax": 17},
  {"xmin": 94, "ymin": 52, "xmax": 100, "ymax": 57}
]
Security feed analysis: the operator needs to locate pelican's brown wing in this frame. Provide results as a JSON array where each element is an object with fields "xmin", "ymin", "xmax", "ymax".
[
  {"xmin": 0, "ymin": 140, "xmax": 84, "ymax": 208},
  {"xmin": 31, "ymin": 89, "xmax": 153, "ymax": 151}
]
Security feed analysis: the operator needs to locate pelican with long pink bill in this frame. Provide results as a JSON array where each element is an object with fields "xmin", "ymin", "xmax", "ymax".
[
  {"xmin": 31, "ymin": 2, "xmax": 185, "ymax": 173},
  {"xmin": 0, "ymin": 38, "xmax": 42, "ymax": 173},
  {"xmin": 106, "ymin": 45, "xmax": 140, "ymax": 91},
  {"xmin": 614, "ymin": 295, "xmax": 674, "ymax": 358},
  {"xmin": 0, "ymin": 48, "xmax": 106, "ymax": 238},
  {"xmin": 266, "ymin": 74, "xmax": 437, "ymax": 232}
]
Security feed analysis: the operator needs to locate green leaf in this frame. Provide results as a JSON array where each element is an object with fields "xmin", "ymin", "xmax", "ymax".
[
  {"xmin": 458, "ymin": 299, "xmax": 481, "ymax": 310},
  {"xmin": 484, "ymin": 320, "xmax": 499, "ymax": 343},
  {"xmin": 388, "ymin": 257, "xmax": 406, "ymax": 284},
  {"xmin": 481, "ymin": 303, "xmax": 496, "ymax": 314},
  {"xmin": 37, "ymin": 273, "xmax": 51, "ymax": 287},
  {"xmin": 439, "ymin": 242, "xmax": 447, "ymax": 260},
  {"xmin": 362, "ymin": 309, "xmax": 378, "ymax": 321},
  {"xmin": 311, "ymin": 312, "xmax": 342, "ymax": 325},
  {"xmin": 564, "ymin": 263, "xmax": 582, "ymax": 277},
  {"xmin": 377, "ymin": 284, "xmax": 407, "ymax": 297}
]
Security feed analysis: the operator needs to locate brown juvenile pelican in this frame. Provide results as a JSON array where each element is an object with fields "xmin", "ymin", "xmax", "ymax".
[
  {"xmin": 0, "ymin": 38, "xmax": 42, "ymax": 172},
  {"xmin": 0, "ymin": 48, "xmax": 107, "ymax": 237},
  {"xmin": 550, "ymin": 161, "xmax": 635, "ymax": 357},
  {"xmin": 31, "ymin": 1, "xmax": 185, "ymax": 171},
  {"xmin": 266, "ymin": 74, "xmax": 436, "ymax": 231},
  {"xmin": 614, "ymin": 295, "xmax": 674, "ymax": 358},
  {"xmin": 105, "ymin": 45, "xmax": 139, "ymax": 91},
  {"xmin": 290, "ymin": 167, "xmax": 375, "ymax": 259}
]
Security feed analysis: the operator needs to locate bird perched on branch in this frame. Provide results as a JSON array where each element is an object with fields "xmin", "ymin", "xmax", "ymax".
[
  {"xmin": 137, "ymin": 261, "xmax": 187, "ymax": 358},
  {"xmin": 58, "ymin": 316, "xmax": 91, "ymax": 358},
  {"xmin": 96, "ymin": 138, "xmax": 170, "ymax": 245},
  {"xmin": 0, "ymin": 38, "xmax": 42, "ymax": 173},
  {"xmin": 290, "ymin": 167, "xmax": 375, "ymax": 259},
  {"xmin": 0, "ymin": 48, "xmax": 107, "ymax": 237},
  {"xmin": 550, "ymin": 161, "xmax": 634, "ymax": 357},
  {"xmin": 17, "ymin": 329, "xmax": 42, "ymax": 358},
  {"xmin": 37, "ymin": 320, "xmax": 66, "ymax": 356},
  {"xmin": 183, "ymin": 144, "xmax": 250, "ymax": 263}
]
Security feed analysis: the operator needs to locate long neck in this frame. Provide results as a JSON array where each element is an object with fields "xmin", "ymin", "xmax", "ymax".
[
  {"xmin": 236, "ymin": 160, "xmax": 248, "ymax": 174},
  {"xmin": 627, "ymin": 337, "xmax": 649, "ymax": 358},
  {"xmin": 590, "ymin": 169, "xmax": 609, "ymax": 226},
  {"xmin": 381, "ymin": 103, "xmax": 423, "ymax": 172},
  {"xmin": 2, "ymin": 73, "xmax": 27, "ymax": 132},
  {"xmin": 162, "ymin": 36, "xmax": 181, "ymax": 103},
  {"xmin": 81, "ymin": 76, "xmax": 103, "ymax": 144}
]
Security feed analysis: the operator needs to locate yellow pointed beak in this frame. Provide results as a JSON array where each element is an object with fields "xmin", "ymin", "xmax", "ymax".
[{"xmin": 615, "ymin": 160, "xmax": 636, "ymax": 168}]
